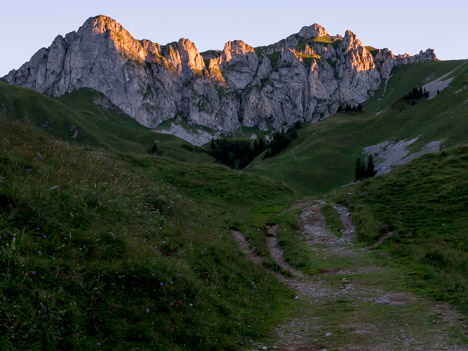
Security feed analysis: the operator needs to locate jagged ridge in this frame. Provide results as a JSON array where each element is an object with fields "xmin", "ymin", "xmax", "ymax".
[{"xmin": 4, "ymin": 15, "xmax": 437, "ymax": 131}]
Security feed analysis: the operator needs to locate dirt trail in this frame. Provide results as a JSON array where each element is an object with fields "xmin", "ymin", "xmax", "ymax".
[{"xmin": 232, "ymin": 201, "xmax": 467, "ymax": 351}]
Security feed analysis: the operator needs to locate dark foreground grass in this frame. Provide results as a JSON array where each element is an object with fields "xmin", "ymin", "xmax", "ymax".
[
  {"xmin": 0, "ymin": 118, "xmax": 296, "ymax": 350},
  {"xmin": 333, "ymin": 147, "xmax": 468, "ymax": 311}
]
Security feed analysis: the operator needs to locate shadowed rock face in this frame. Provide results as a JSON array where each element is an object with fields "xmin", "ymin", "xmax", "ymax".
[{"xmin": 4, "ymin": 15, "xmax": 437, "ymax": 131}]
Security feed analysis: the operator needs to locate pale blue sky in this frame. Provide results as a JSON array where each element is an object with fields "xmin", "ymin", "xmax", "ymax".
[{"xmin": 1, "ymin": 0, "xmax": 467, "ymax": 76}]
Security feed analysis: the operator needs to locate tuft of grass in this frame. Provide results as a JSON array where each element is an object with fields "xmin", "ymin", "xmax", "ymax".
[
  {"xmin": 321, "ymin": 204, "xmax": 342, "ymax": 238},
  {"xmin": 365, "ymin": 46, "xmax": 379, "ymax": 56},
  {"xmin": 296, "ymin": 52, "xmax": 320, "ymax": 67},
  {"xmin": 312, "ymin": 35, "xmax": 334, "ymax": 44}
]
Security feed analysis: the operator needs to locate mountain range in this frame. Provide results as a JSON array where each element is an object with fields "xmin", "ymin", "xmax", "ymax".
[
  {"xmin": 1, "ymin": 13, "xmax": 467, "ymax": 351},
  {"xmin": 4, "ymin": 15, "xmax": 437, "ymax": 133}
]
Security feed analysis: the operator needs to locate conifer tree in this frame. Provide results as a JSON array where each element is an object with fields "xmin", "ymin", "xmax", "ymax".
[
  {"xmin": 258, "ymin": 138, "xmax": 265, "ymax": 151},
  {"xmin": 355, "ymin": 157, "xmax": 364, "ymax": 181},
  {"xmin": 366, "ymin": 154, "xmax": 376, "ymax": 178}
]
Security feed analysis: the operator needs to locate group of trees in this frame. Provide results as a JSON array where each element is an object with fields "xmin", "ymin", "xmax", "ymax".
[
  {"xmin": 355, "ymin": 155, "xmax": 376, "ymax": 181},
  {"xmin": 206, "ymin": 121, "xmax": 303, "ymax": 168},
  {"xmin": 392, "ymin": 86, "xmax": 430, "ymax": 110},
  {"xmin": 153, "ymin": 121, "xmax": 303, "ymax": 169},
  {"xmin": 208, "ymin": 138, "xmax": 266, "ymax": 169},
  {"xmin": 404, "ymin": 86, "xmax": 429, "ymax": 102},
  {"xmin": 264, "ymin": 121, "xmax": 302, "ymax": 159},
  {"xmin": 337, "ymin": 103, "xmax": 363, "ymax": 113}
]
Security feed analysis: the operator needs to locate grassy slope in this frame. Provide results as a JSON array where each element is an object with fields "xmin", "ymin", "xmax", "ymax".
[
  {"xmin": 330, "ymin": 146, "xmax": 468, "ymax": 311},
  {"xmin": 0, "ymin": 118, "xmax": 297, "ymax": 350},
  {"xmin": 0, "ymin": 82, "xmax": 213, "ymax": 163},
  {"xmin": 247, "ymin": 60, "xmax": 468, "ymax": 195}
]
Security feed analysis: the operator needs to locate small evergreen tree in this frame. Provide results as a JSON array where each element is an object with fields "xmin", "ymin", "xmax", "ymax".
[
  {"xmin": 365, "ymin": 154, "xmax": 376, "ymax": 178},
  {"xmin": 258, "ymin": 138, "xmax": 265, "ymax": 151},
  {"xmin": 152, "ymin": 143, "xmax": 158, "ymax": 155},
  {"xmin": 355, "ymin": 157, "xmax": 364, "ymax": 181}
]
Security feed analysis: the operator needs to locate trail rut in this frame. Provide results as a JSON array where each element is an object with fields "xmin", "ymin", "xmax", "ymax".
[{"xmin": 231, "ymin": 201, "xmax": 467, "ymax": 351}]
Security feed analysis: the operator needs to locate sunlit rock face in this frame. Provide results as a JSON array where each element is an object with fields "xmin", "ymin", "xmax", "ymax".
[{"xmin": 4, "ymin": 15, "xmax": 437, "ymax": 131}]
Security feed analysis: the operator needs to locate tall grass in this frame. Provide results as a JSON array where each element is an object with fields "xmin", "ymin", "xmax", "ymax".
[{"xmin": 0, "ymin": 118, "xmax": 296, "ymax": 350}]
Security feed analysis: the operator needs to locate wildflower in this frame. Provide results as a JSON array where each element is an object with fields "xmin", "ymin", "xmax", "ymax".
[
  {"xmin": 159, "ymin": 282, "xmax": 164, "ymax": 286},
  {"xmin": 38, "ymin": 251, "xmax": 42, "ymax": 255},
  {"xmin": 12, "ymin": 237, "xmax": 16, "ymax": 241},
  {"xmin": 96, "ymin": 342, "xmax": 101, "ymax": 347},
  {"xmin": 31, "ymin": 271, "xmax": 36, "ymax": 275},
  {"xmin": 170, "ymin": 302, "xmax": 174, "ymax": 306},
  {"xmin": 170, "ymin": 281, "xmax": 173, "ymax": 284},
  {"xmin": 42, "ymin": 235, "xmax": 47, "ymax": 239},
  {"xmin": 145, "ymin": 308, "xmax": 150, "ymax": 313},
  {"xmin": 177, "ymin": 273, "xmax": 181, "ymax": 277}
]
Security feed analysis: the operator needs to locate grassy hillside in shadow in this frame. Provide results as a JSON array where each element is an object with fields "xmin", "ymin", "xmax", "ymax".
[{"xmin": 0, "ymin": 82, "xmax": 213, "ymax": 163}]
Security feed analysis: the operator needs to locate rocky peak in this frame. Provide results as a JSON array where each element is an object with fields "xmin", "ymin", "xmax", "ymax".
[
  {"xmin": 176, "ymin": 38, "xmax": 205, "ymax": 79},
  {"xmin": 3, "ymin": 15, "xmax": 439, "ymax": 135},
  {"xmin": 219, "ymin": 40, "xmax": 259, "ymax": 90},
  {"xmin": 417, "ymin": 49, "xmax": 437, "ymax": 62},
  {"xmin": 298, "ymin": 23, "xmax": 328, "ymax": 38},
  {"xmin": 342, "ymin": 30, "xmax": 361, "ymax": 49},
  {"xmin": 222, "ymin": 41, "xmax": 255, "ymax": 61},
  {"xmin": 83, "ymin": 15, "xmax": 122, "ymax": 34},
  {"xmin": 80, "ymin": 15, "xmax": 147, "ymax": 62}
]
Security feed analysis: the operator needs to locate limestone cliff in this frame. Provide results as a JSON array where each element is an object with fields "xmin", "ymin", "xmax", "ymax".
[{"xmin": 4, "ymin": 15, "xmax": 437, "ymax": 131}]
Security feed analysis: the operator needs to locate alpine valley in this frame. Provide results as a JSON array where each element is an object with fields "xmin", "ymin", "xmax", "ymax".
[{"xmin": 0, "ymin": 14, "xmax": 467, "ymax": 351}]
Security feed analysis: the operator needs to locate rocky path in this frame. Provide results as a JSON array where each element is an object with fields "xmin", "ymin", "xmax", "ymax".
[{"xmin": 232, "ymin": 201, "xmax": 467, "ymax": 351}]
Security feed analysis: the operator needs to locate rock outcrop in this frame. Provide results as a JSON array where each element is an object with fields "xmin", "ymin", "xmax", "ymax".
[
  {"xmin": 374, "ymin": 48, "xmax": 437, "ymax": 79},
  {"xmin": 4, "ymin": 15, "xmax": 438, "ymax": 131}
]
